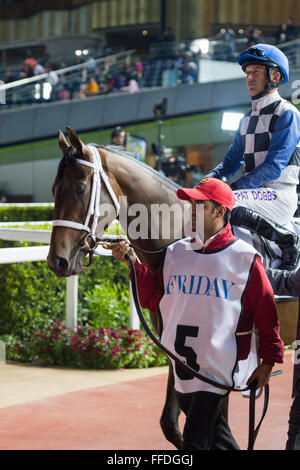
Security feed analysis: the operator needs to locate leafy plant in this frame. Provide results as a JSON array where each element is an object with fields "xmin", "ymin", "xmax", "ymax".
[
  {"xmin": 83, "ymin": 279, "xmax": 130, "ymax": 329},
  {"xmin": 0, "ymin": 321, "xmax": 168, "ymax": 369},
  {"xmin": 0, "ymin": 205, "xmax": 53, "ymax": 222}
]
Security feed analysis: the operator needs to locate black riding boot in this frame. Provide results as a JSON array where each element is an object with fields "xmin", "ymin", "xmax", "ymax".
[
  {"xmin": 286, "ymin": 393, "xmax": 300, "ymax": 450},
  {"xmin": 231, "ymin": 206, "xmax": 300, "ymax": 270}
]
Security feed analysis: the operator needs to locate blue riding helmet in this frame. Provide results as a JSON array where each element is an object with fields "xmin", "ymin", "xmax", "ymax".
[{"xmin": 238, "ymin": 43, "xmax": 289, "ymax": 84}]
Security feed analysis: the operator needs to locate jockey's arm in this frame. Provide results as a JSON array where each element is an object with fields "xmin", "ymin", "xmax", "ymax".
[
  {"xmin": 232, "ymin": 109, "xmax": 300, "ymax": 189},
  {"xmin": 207, "ymin": 124, "xmax": 244, "ymax": 181}
]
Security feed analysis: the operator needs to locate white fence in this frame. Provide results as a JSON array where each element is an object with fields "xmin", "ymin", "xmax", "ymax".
[{"xmin": 0, "ymin": 225, "xmax": 139, "ymax": 331}]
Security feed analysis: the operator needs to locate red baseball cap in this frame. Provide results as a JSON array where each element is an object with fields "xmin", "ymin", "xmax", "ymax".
[{"xmin": 176, "ymin": 177, "xmax": 236, "ymax": 211}]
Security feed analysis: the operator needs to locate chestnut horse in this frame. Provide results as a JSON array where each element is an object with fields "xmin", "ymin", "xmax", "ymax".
[{"xmin": 48, "ymin": 127, "xmax": 196, "ymax": 449}]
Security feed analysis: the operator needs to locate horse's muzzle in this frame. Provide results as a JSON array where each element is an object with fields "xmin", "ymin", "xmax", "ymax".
[
  {"xmin": 47, "ymin": 249, "xmax": 85, "ymax": 277},
  {"xmin": 47, "ymin": 252, "xmax": 71, "ymax": 277}
]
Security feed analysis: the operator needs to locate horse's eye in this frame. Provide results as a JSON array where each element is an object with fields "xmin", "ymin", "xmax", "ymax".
[{"xmin": 75, "ymin": 184, "xmax": 86, "ymax": 195}]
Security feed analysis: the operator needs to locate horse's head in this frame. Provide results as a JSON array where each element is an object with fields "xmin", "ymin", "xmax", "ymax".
[{"xmin": 47, "ymin": 127, "xmax": 119, "ymax": 277}]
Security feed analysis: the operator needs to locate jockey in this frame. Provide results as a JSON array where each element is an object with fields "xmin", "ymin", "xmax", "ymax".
[{"xmin": 207, "ymin": 44, "xmax": 300, "ymax": 270}]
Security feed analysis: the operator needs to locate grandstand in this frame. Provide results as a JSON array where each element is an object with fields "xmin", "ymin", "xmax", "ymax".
[{"xmin": 0, "ymin": 0, "xmax": 300, "ymax": 202}]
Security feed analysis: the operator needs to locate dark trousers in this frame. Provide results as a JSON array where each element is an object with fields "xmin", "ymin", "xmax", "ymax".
[
  {"xmin": 176, "ymin": 391, "xmax": 240, "ymax": 450},
  {"xmin": 286, "ymin": 387, "xmax": 300, "ymax": 450}
]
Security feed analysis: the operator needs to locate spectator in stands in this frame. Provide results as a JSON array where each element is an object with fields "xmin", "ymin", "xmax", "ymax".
[
  {"xmin": 43, "ymin": 63, "xmax": 59, "ymax": 101},
  {"xmin": 19, "ymin": 63, "xmax": 34, "ymax": 79},
  {"xmin": 276, "ymin": 17, "xmax": 298, "ymax": 43},
  {"xmin": 58, "ymin": 59, "xmax": 67, "ymax": 69},
  {"xmin": 45, "ymin": 63, "xmax": 59, "ymax": 86},
  {"xmin": 245, "ymin": 26, "xmax": 261, "ymax": 47},
  {"xmin": 135, "ymin": 61, "xmax": 143, "ymax": 85},
  {"xmin": 106, "ymin": 73, "xmax": 124, "ymax": 93},
  {"xmin": 161, "ymin": 27, "xmax": 175, "ymax": 42},
  {"xmin": 34, "ymin": 61, "xmax": 46, "ymax": 76},
  {"xmin": 287, "ymin": 17, "xmax": 298, "ymax": 39},
  {"xmin": 217, "ymin": 26, "xmax": 236, "ymax": 60},
  {"xmin": 57, "ymin": 85, "xmax": 71, "ymax": 101},
  {"xmin": 276, "ymin": 23, "xmax": 289, "ymax": 43},
  {"xmin": 3, "ymin": 68, "xmax": 15, "ymax": 83},
  {"xmin": 180, "ymin": 51, "xmax": 198, "ymax": 84},
  {"xmin": 84, "ymin": 54, "xmax": 96, "ymax": 72},
  {"xmin": 78, "ymin": 76, "xmax": 100, "ymax": 98},
  {"xmin": 24, "ymin": 49, "xmax": 37, "ymax": 71},
  {"xmin": 0, "ymin": 194, "xmax": 7, "ymax": 203},
  {"xmin": 73, "ymin": 55, "xmax": 83, "ymax": 66},
  {"xmin": 121, "ymin": 72, "xmax": 139, "ymax": 93}
]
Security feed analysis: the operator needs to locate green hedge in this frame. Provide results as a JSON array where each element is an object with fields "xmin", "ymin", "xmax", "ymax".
[
  {"xmin": 0, "ymin": 215, "xmax": 167, "ymax": 368},
  {"xmin": 0, "ymin": 205, "xmax": 54, "ymax": 222},
  {"xmin": 0, "ymin": 239, "xmax": 130, "ymax": 337}
]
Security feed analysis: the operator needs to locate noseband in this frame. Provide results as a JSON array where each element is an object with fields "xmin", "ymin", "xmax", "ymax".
[{"xmin": 52, "ymin": 145, "xmax": 120, "ymax": 264}]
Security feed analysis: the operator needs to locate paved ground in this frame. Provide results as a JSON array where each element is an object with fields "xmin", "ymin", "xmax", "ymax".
[{"xmin": 0, "ymin": 352, "xmax": 294, "ymax": 450}]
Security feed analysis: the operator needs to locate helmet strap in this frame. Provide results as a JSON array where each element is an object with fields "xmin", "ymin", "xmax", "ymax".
[{"xmin": 251, "ymin": 66, "xmax": 280, "ymax": 100}]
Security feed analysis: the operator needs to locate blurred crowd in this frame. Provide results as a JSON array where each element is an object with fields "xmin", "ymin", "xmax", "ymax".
[{"xmin": 0, "ymin": 17, "xmax": 299, "ymax": 106}]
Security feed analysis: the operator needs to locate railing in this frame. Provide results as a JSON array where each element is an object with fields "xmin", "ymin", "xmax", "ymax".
[
  {"xmin": 2, "ymin": 36, "xmax": 299, "ymax": 109},
  {"xmin": 0, "ymin": 224, "xmax": 140, "ymax": 331},
  {"xmin": 275, "ymin": 38, "xmax": 300, "ymax": 69},
  {"xmin": 0, "ymin": 49, "xmax": 136, "ymax": 108}
]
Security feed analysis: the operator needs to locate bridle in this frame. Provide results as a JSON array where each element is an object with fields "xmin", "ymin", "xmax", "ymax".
[
  {"xmin": 52, "ymin": 145, "xmax": 121, "ymax": 265},
  {"xmin": 53, "ymin": 144, "xmax": 170, "ymax": 261}
]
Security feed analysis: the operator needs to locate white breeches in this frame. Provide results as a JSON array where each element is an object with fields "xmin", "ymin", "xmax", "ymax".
[{"xmin": 233, "ymin": 187, "xmax": 298, "ymax": 226}]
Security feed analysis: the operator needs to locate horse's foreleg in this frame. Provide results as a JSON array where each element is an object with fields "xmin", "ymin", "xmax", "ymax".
[
  {"xmin": 160, "ymin": 363, "xmax": 184, "ymax": 450},
  {"xmin": 149, "ymin": 311, "xmax": 183, "ymax": 449}
]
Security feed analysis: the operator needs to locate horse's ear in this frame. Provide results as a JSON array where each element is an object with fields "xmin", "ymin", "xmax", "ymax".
[
  {"xmin": 58, "ymin": 129, "xmax": 69, "ymax": 154},
  {"xmin": 66, "ymin": 127, "xmax": 84, "ymax": 155}
]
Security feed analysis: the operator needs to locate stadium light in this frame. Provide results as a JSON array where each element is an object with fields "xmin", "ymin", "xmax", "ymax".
[
  {"xmin": 190, "ymin": 38, "xmax": 210, "ymax": 55},
  {"xmin": 221, "ymin": 112, "xmax": 244, "ymax": 131}
]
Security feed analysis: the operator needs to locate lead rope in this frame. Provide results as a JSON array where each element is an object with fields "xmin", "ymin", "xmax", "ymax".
[{"xmin": 122, "ymin": 252, "xmax": 282, "ymax": 451}]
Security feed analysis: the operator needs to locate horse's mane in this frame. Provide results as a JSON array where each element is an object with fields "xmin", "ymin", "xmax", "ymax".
[
  {"xmin": 96, "ymin": 144, "xmax": 181, "ymax": 192},
  {"xmin": 54, "ymin": 143, "xmax": 182, "ymax": 194}
]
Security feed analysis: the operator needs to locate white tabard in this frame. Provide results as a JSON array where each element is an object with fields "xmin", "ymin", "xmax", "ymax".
[{"xmin": 159, "ymin": 237, "xmax": 259, "ymax": 395}]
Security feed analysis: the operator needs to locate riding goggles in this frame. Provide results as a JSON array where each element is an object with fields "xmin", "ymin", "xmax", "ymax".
[{"xmin": 240, "ymin": 47, "xmax": 266, "ymax": 58}]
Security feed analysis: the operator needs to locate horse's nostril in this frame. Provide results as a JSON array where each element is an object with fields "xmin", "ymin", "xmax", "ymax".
[{"xmin": 57, "ymin": 257, "xmax": 69, "ymax": 270}]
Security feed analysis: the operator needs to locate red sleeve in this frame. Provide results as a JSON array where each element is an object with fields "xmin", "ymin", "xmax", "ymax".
[
  {"xmin": 239, "ymin": 256, "xmax": 284, "ymax": 365},
  {"xmin": 130, "ymin": 261, "xmax": 164, "ymax": 313}
]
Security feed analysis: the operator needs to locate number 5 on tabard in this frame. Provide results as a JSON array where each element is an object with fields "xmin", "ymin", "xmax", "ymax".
[{"xmin": 174, "ymin": 325, "xmax": 199, "ymax": 380}]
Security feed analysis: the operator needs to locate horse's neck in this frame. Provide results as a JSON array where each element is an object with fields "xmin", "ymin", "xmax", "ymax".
[{"xmin": 102, "ymin": 149, "xmax": 184, "ymax": 270}]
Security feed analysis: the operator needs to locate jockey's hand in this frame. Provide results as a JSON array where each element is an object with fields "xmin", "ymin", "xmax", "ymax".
[
  {"xmin": 246, "ymin": 363, "xmax": 273, "ymax": 389},
  {"xmin": 102, "ymin": 234, "xmax": 137, "ymax": 268}
]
